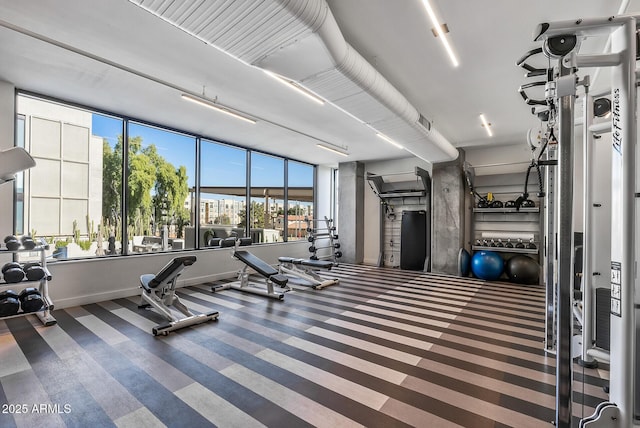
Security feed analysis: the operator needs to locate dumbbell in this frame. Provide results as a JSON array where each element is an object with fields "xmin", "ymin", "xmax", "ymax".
[
  {"xmin": 21, "ymin": 236, "xmax": 36, "ymax": 250},
  {"xmin": 23, "ymin": 262, "xmax": 46, "ymax": 281},
  {"xmin": 19, "ymin": 287, "xmax": 44, "ymax": 313},
  {"xmin": 0, "ymin": 290, "xmax": 20, "ymax": 317},
  {"xmin": 4, "ymin": 235, "xmax": 20, "ymax": 251},
  {"xmin": 2, "ymin": 262, "xmax": 25, "ymax": 283}
]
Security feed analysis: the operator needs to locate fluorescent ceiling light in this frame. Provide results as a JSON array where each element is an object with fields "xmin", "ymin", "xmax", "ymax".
[
  {"xmin": 317, "ymin": 143, "xmax": 348, "ymax": 157},
  {"xmin": 479, "ymin": 114, "xmax": 493, "ymax": 137},
  {"xmin": 264, "ymin": 70, "xmax": 325, "ymax": 105},
  {"xmin": 181, "ymin": 94, "xmax": 256, "ymax": 124},
  {"xmin": 420, "ymin": 0, "xmax": 459, "ymax": 67},
  {"xmin": 376, "ymin": 133, "xmax": 404, "ymax": 149}
]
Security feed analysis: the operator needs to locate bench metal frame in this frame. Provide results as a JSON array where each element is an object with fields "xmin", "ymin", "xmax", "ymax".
[
  {"xmin": 139, "ymin": 256, "xmax": 219, "ymax": 336},
  {"xmin": 278, "ymin": 257, "xmax": 339, "ymax": 290}
]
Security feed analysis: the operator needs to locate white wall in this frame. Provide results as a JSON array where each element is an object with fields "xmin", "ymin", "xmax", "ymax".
[
  {"xmin": 316, "ymin": 165, "xmax": 333, "ymax": 220},
  {"xmin": 465, "ymin": 137, "xmax": 585, "ymax": 232},
  {"xmin": 363, "ymin": 157, "xmax": 432, "ymax": 265},
  {"xmin": 47, "ymin": 240, "xmax": 309, "ymax": 309},
  {"xmin": 464, "ymin": 143, "xmax": 532, "ymax": 176}
]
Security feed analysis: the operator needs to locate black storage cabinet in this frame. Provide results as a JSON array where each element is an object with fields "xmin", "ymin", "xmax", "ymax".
[{"xmin": 401, "ymin": 210, "xmax": 427, "ymax": 270}]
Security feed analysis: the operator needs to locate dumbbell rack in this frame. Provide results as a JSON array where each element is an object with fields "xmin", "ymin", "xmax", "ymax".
[
  {"xmin": 306, "ymin": 216, "xmax": 341, "ymax": 265},
  {"xmin": 0, "ymin": 245, "xmax": 56, "ymax": 326}
]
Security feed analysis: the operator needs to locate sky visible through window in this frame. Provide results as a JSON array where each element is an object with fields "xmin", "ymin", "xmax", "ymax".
[{"xmin": 91, "ymin": 114, "xmax": 312, "ymax": 187}]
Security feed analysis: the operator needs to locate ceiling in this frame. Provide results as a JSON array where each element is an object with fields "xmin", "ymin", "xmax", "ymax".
[{"xmin": 0, "ymin": 0, "xmax": 636, "ymax": 167}]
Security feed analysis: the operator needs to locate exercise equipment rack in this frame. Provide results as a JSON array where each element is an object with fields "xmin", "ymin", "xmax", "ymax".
[
  {"xmin": 305, "ymin": 216, "xmax": 341, "ymax": 264},
  {"xmin": 0, "ymin": 241, "xmax": 56, "ymax": 326}
]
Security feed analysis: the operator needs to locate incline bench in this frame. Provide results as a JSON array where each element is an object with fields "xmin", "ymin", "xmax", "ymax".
[
  {"xmin": 212, "ymin": 243, "xmax": 290, "ymax": 300},
  {"xmin": 139, "ymin": 256, "xmax": 219, "ymax": 335},
  {"xmin": 278, "ymin": 257, "xmax": 339, "ymax": 289}
]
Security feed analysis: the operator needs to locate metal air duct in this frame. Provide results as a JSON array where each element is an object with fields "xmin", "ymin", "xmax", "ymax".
[{"xmin": 130, "ymin": 0, "xmax": 458, "ymax": 162}]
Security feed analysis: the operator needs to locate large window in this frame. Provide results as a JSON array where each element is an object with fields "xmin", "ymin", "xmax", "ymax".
[
  {"xmin": 287, "ymin": 161, "xmax": 314, "ymax": 240},
  {"xmin": 199, "ymin": 141, "xmax": 246, "ymax": 245},
  {"xmin": 16, "ymin": 95, "xmax": 123, "ymax": 259},
  {"xmin": 127, "ymin": 122, "xmax": 195, "ymax": 252},
  {"xmin": 250, "ymin": 152, "xmax": 284, "ymax": 243},
  {"xmin": 16, "ymin": 93, "xmax": 316, "ymax": 257}
]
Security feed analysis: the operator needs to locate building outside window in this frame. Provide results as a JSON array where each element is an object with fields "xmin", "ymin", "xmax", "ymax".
[{"xmin": 15, "ymin": 93, "xmax": 317, "ymax": 256}]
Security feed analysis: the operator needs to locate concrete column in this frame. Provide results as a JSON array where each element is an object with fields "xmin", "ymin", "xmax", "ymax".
[
  {"xmin": 431, "ymin": 150, "xmax": 465, "ymax": 274},
  {"xmin": 0, "ymin": 81, "xmax": 15, "ymax": 234},
  {"xmin": 338, "ymin": 161, "xmax": 364, "ymax": 264}
]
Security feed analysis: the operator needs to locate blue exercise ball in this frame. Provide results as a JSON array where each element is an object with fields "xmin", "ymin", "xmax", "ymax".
[{"xmin": 471, "ymin": 250, "xmax": 504, "ymax": 281}]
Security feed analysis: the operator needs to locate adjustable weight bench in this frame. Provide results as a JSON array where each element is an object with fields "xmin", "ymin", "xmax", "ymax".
[
  {"xmin": 139, "ymin": 256, "xmax": 219, "ymax": 335},
  {"xmin": 278, "ymin": 257, "xmax": 339, "ymax": 289},
  {"xmin": 212, "ymin": 249, "xmax": 290, "ymax": 300}
]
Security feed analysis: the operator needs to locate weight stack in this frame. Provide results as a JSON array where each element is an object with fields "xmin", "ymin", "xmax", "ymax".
[
  {"xmin": 595, "ymin": 287, "xmax": 611, "ymax": 351},
  {"xmin": 400, "ymin": 210, "xmax": 427, "ymax": 271}
]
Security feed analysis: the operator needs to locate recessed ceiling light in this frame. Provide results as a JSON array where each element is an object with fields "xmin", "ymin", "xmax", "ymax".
[
  {"xmin": 420, "ymin": 0, "xmax": 459, "ymax": 67},
  {"xmin": 479, "ymin": 114, "xmax": 493, "ymax": 137}
]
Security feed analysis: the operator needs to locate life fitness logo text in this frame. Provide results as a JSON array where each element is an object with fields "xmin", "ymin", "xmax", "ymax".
[{"xmin": 612, "ymin": 88, "xmax": 622, "ymax": 154}]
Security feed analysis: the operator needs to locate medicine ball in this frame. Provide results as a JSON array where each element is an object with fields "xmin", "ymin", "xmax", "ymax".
[
  {"xmin": 19, "ymin": 288, "xmax": 43, "ymax": 313},
  {"xmin": 505, "ymin": 200, "xmax": 516, "ymax": 208},
  {"xmin": 505, "ymin": 255, "xmax": 540, "ymax": 285},
  {"xmin": 521, "ymin": 199, "xmax": 536, "ymax": 208},
  {"xmin": 3, "ymin": 235, "xmax": 17, "ymax": 244},
  {"xmin": 471, "ymin": 251, "xmax": 504, "ymax": 281},
  {"xmin": 477, "ymin": 200, "xmax": 489, "ymax": 208},
  {"xmin": 490, "ymin": 200, "xmax": 504, "ymax": 208}
]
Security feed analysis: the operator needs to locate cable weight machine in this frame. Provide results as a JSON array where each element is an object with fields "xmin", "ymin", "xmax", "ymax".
[{"xmin": 518, "ymin": 14, "xmax": 640, "ymax": 427}]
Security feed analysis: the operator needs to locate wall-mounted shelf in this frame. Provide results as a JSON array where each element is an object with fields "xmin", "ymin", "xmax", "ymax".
[
  {"xmin": 472, "ymin": 207, "xmax": 539, "ymax": 214},
  {"xmin": 472, "ymin": 245, "xmax": 539, "ymax": 255},
  {"xmin": 467, "ymin": 170, "xmax": 543, "ymax": 279}
]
